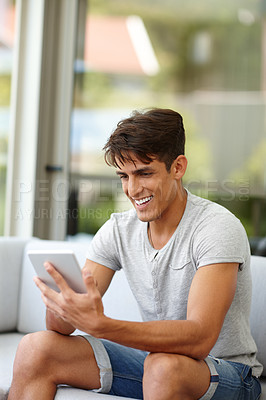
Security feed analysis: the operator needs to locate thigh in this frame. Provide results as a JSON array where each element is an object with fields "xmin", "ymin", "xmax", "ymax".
[
  {"xmin": 23, "ymin": 330, "xmax": 102, "ymax": 390},
  {"xmin": 101, "ymin": 339, "xmax": 149, "ymax": 399},
  {"xmin": 52, "ymin": 333, "xmax": 102, "ymax": 390},
  {"xmin": 201, "ymin": 356, "xmax": 262, "ymax": 400}
]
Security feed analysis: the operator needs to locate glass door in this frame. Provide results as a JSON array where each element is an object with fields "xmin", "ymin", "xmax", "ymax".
[{"xmin": 68, "ymin": 0, "xmax": 266, "ymax": 249}]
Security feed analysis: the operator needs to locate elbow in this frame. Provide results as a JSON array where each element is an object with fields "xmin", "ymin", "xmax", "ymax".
[
  {"xmin": 192, "ymin": 348, "xmax": 210, "ymax": 361},
  {"xmin": 186, "ymin": 346, "xmax": 208, "ymax": 361},
  {"xmin": 188, "ymin": 334, "xmax": 217, "ymax": 361},
  {"xmin": 185, "ymin": 319, "xmax": 220, "ymax": 360}
]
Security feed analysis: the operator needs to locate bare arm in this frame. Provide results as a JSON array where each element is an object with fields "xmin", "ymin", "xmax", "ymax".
[
  {"xmin": 95, "ymin": 262, "xmax": 238, "ymax": 359},
  {"xmin": 45, "ymin": 259, "xmax": 115, "ymax": 334},
  {"xmin": 39, "ymin": 262, "xmax": 238, "ymax": 359}
]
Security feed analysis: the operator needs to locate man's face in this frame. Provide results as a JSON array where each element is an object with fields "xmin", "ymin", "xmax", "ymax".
[{"xmin": 116, "ymin": 155, "xmax": 181, "ymax": 223}]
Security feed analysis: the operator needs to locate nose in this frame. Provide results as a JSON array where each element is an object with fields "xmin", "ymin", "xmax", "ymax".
[{"xmin": 126, "ymin": 176, "xmax": 142, "ymax": 198}]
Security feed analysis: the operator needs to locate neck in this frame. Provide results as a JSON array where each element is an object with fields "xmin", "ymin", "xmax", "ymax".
[{"xmin": 148, "ymin": 187, "xmax": 187, "ymax": 249}]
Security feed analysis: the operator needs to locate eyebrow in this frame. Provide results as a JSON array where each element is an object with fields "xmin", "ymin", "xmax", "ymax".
[{"xmin": 116, "ymin": 166, "xmax": 155, "ymax": 176}]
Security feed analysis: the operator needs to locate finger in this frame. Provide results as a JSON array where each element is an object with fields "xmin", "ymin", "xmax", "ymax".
[
  {"xmin": 41, "ymin": 294, "xmax": 69, "ymax": 322},
  {"xmin": 44, "ymin": 262, "xmax": 73, "ymax": 294},
  {"xmin": 33, "ymin": 275, "xmax": 58, "ymax": 302},
  {"xmin": 34, "ymin": 276, "xmax": 70, "ymax": 318}
]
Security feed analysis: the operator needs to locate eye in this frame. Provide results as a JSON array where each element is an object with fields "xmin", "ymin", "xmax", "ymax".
[
  {"xmin": 118, "ymin": 174, "xmax": 128, "ymax": 180},
  {"xmin": 141, "ymin": 172, "xmax": 152, "ymax": 177}
]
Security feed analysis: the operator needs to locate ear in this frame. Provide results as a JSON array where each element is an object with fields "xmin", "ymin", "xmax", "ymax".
[{"xmin": 171, "ymin": 155, "xmax": 187, "ymax": 179}]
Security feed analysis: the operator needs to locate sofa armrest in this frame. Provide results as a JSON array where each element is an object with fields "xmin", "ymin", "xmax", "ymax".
[{"xmin": 0, "ymin": 237, "xmax": 30, "ymax": 332}]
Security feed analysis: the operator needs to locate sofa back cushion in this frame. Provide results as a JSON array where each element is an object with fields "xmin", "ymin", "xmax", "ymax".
[
  {"xmin": 17, "ymin": 239, "xmax": 141, "ymax": 333},
  {"xmin": 0, "ymin": 237, "xmax": 30, "ymax": 332},
  {"xmin": 250, "ymin": 255, "xmax": 266, "ymax": 376}
]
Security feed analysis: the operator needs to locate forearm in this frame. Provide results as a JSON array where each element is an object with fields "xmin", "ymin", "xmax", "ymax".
[
  {"xmin": 46, "ymin": 310, "xmax": 75, "ymax": 335},
  {"xmin": 94, "ymin": 317, "xmax": 211, "ymax": 360}
]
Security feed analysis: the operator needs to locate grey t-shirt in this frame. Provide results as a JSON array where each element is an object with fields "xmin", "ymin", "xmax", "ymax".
[{"xmin": 87, "ymin": 190, "xmax": 263, "ymax": 376}]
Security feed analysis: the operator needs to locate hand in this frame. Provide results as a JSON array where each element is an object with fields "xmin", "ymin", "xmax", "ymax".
[{"xmin": 34, "ymin": 262, "xmax": 106, "ymax": 335}]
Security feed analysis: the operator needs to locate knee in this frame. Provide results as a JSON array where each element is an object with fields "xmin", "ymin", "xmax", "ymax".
[
  {"xmin": 144, "ymin": 353, "xmax": 173, "ymax": 386},
  {"xmin": 143, "ymin": 352, "xmax": 187, "ymax": 388},
  {"xmin": 13, "ymin": 330, "xmax": 59, "ymax": 378},
  {"xmin": 143, "ymin": 353, "xmax": 210, "ymax": 400}
]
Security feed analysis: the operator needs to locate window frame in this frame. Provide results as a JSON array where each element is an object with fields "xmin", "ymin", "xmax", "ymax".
[{"xmin": 4, "ymin": 0, "xmax": 82, "ymax": 239}]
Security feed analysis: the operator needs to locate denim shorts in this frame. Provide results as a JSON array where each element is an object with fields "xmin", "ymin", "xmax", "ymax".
[{"xmin": 82, "ymin": 335, "xmax": 262, "ymax": 400}]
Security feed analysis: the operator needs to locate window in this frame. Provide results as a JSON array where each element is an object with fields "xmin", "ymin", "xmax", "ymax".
[
  {"xmin": 68, "ymin": 0, "xmax": 266, "ymax": 247},
  {"xmin": 0, "ymin": 0, "xmax": 16, "ymax": 235}
]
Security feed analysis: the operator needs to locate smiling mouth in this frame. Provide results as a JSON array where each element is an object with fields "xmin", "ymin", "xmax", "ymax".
[{"xmin": 134, "ymin": 196, "xmax": 153, "ymax": 206}]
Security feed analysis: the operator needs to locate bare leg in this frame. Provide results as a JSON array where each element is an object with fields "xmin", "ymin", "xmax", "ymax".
[
  {"xmin": 143, "ymin": 353, "xmax": 211, "ymax": 400},
  {"xmin": 8, "ymin": 330, "xmax": 101, "ymax": 400}
]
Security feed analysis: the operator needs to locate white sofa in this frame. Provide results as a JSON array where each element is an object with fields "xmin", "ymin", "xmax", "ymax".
[{"xmin": 0, "ymin": 237, "xmax": 265, "ymax": 399}]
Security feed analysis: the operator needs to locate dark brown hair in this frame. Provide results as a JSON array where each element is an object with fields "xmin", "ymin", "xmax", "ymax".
[{"xmin": 103, "ymin": 108, "xmax": 185, "ymax": 171}]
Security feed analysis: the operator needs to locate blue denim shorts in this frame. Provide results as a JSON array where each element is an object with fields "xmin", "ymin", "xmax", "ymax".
[
  {"xmin": 201, "ymin": 355, "xmax": 261, "ymax": 400},
  {"xmin": 82, "ymin": 335, "xmax": 262, "ymax": 400}
]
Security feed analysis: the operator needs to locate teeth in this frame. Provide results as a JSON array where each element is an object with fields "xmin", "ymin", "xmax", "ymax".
[{"xmin": 135, "ymin": 196, "xmax": 153, "ymax": 206}]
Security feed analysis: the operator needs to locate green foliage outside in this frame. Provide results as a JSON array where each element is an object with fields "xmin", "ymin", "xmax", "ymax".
[
  {"xmin": 74, "ymin": 1, "xmax": 262, "ymax": 111},
  {"xmin": 213, "ymin": 196, "xmax": 266, "ymax": 239},
  {"xmin": 77, "ymin": 192, "xmax": 116, "ymax": 235},
  {"xmin": 89, "ymin": 0, "xmax": 261, "ymax": 22},
  {"xmin": 146, "ymin": 19, "xmax": 261, "ymax": 92},
  {"xmin": 74, "ymin": 22, "xmax": 261, "ymax": 109},
  {"xmin": 0, "ymin": 75, "xmax": 12, "ymax": 107},
  {"xmin": 0, "ymin": 136, "xmax": 8, "ymax": 155},
  {"xmin": 230, "ymin": 139, "xmax": 266, "ymax": 192}
]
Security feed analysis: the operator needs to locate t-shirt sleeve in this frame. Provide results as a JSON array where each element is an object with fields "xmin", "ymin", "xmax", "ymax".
[
  {"xmin": 192, "ymin": 212, "xmax": 250, "ymax": 270},
  {"xmin": 86, "ymin": 215, "xmax": 122, "ymax": 271}
]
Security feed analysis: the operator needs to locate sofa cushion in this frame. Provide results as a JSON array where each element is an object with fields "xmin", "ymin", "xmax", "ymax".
[
  {"xmin": 250, "ymin": 256, "xmax": 266, "ymax": 376},
  {"xmin": 0, "ymin": 332, "xmax": 24, "ymax": 398},
  {"xmin": 55, "ymin": 387, "xmax": 134, "ymax": 399},
  {"xmin": 0, "ymin": 238, "xmax": 30, "ymax": 332}
]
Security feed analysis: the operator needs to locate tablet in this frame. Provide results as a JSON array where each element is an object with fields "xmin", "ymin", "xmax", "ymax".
[{"xmin": 27, "ymin": 249, "xmax": 87, "ymax": 293}]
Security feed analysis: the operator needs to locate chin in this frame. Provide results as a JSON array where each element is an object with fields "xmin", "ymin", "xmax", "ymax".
[
  {"xmin": 135, "ymin": 210, "xmax": 150, "ymax": 222},
  {"xmin": 136, "ymin": 210, "xmax": 160, "ymax": 223}
]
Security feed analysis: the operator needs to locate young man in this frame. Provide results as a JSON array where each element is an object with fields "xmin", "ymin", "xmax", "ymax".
[{"xmin": 8, "ymin": 108, "xmax": 262, "ymax": 400}]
